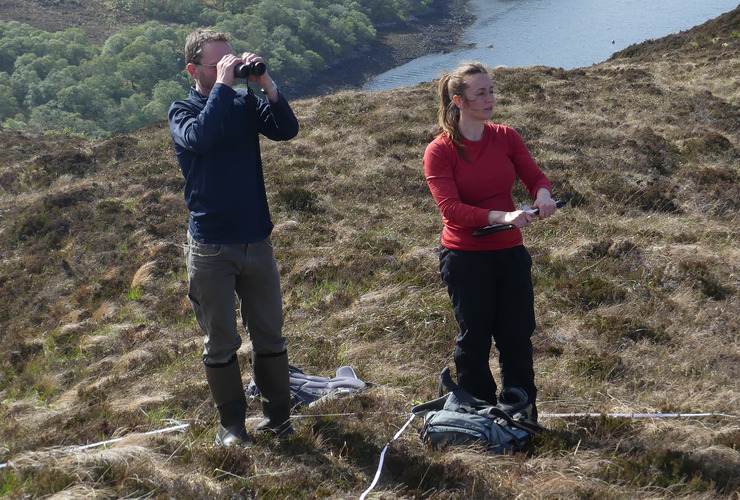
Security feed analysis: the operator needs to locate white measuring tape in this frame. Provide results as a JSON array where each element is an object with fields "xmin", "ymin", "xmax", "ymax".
[
  {"xmin": 359, "ymin": 413, "xmax": 416, "ymax": 500},
  {"xmin": 0, "ymin": 413, "xmax": 358, "ymax": 470},
  {"xmin": 0, "ymin": 423, "xmax": 190, "ymax": 470},
  {"xmin": 540, "ymin": 412, "xmax": 738, "ymax": 419},
  {"xmin": 1, "ymin": 410, "xmax": 736, "ymax": 497},
  {"xmin": 357, "ymin": 411, "xmax": 738, "ymax": 498}
]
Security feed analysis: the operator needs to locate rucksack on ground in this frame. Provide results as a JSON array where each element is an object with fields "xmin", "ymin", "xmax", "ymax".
[
  {"xmin": 412, "ymin": 367, "xmax": 542, "ymax": 454},
  {"xmin": 247, "ymin": 365, "xmax": 368, "ymax": 408}
]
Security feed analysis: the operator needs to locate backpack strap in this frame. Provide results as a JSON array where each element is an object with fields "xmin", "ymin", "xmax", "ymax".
[
  {"xmin": 481, "ymin": 403, "xmax": 543, "ymax": 435},
  {"xmin": 496, "ymin": 387, "xmax": 543, "ymax": 434},
  {"xmin": 411, "ymin": 393, "xmax": 449, "ymax": 417},
  {"xmin": 437, "ymin": 366, "xmax": 453, "ymax": 397},
  {"xmin": 496, "ymin": 387, "xmax": 529, "ymax": 415},
  {"xmin": 470, "ymin": 387, "xmax": 544, "ymax": 435},
  {"xmin": 509, "ymin": 417, "xmax": 544, "ymax": 435},
  {"xmin": 438, "ymin": 367, "xmax": 491, "ymax": 410},
  {"xmin": 478, "ymin": 406, "xmax": 517, "ymax": 427}
]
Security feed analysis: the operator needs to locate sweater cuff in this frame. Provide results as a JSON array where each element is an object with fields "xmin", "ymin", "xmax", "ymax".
[
  {"xmin": 212, "ymin": 83, "xmax": 236, "ymax": 98},
  {"xmin": 475, "ymin": 207, "xmax": 491, "ymax": 227}
]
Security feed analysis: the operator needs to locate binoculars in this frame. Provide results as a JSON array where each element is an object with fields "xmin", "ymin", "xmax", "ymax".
[{"xmin": 234, "ymin": 61, "xmax": 266, "ymax": 78}]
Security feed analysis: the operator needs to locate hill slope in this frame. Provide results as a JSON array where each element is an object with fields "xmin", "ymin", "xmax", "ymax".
[
  {"xmin": 0, "ymin": 7, "xmax": 739, "ymax": 499},
  {"xmin": 0, "ymin": 0, "xmax": 146, "ymax": 44}
]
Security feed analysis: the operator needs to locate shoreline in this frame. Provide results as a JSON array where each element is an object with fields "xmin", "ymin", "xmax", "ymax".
[
  {"xmin": 0, "ymin": 0, "xmax": 474, "ymax": 100},
  {"xmin": 286, "ymin": 0, "xmax": 476, "ymax": 98}
]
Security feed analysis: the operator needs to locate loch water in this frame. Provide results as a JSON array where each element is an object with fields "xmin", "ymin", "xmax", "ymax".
[{"xmin": 364, "ymin": 0, "xmax": 739, "ymax": 91}]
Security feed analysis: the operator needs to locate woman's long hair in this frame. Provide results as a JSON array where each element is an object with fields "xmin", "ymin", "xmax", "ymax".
[{"xmin": 437, "ymin": 61, "xmax": 490, "ymax": 157}]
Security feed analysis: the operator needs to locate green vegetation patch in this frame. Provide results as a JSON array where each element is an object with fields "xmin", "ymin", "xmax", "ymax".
[{"xmin": 0, "ymin": 0, "xmax": 433, "ymax": 138}]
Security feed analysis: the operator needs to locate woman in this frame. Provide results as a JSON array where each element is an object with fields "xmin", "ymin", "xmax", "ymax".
[{"xmin": 423, "ymin": 61, "xmax": 556, "ymax": 417}]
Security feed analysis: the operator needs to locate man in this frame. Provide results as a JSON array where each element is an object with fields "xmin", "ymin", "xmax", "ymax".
[{"xmin": 168, "ymin": 29, "xmax": 299, "ymax": 446}]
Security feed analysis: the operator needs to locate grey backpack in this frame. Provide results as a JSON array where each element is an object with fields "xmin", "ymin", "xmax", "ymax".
[
  {"xmin": 247, "ymin": 365, "xmax": 367, "ymax": 407},
  {"xmin": 412, "ymin": 367, "xmax": 542, "ymax": 453}
]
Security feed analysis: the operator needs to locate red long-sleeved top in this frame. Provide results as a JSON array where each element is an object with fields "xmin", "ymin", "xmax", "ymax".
[{"xmin": 423, "ymin": 122, "xmax": 552, "ymax": 251}]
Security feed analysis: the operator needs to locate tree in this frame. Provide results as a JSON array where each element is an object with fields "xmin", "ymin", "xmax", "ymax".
[
  {"xmin": 28, "ymin": 103, "xmax": 106, "ymax": 138},
  {"xmin": 144, "ymin": 79, "xmax": 189, "ymax": 120},
  {"xmin": 54, "ymin": 74, "xmax": 127, "ymax": 118},
  {"xmin": 117, "ymin": 93, "xmax": 154, "ymax": 133},
  {"xmin": 118, "ymin": 53, "xmax": 160, "ymax": 91},
  {"xmin": 0, "ymin": 81, "xmax": 19, "ymax": 121},
  {"xmin": 0, "ymin": 1, "xmax": 429, "ymax": 137},
  {"xmin": 9, "ymin": 66, "xmax": 41, "ymax": 108}
]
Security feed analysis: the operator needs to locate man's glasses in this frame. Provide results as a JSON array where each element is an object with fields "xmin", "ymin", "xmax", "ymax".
[{"xmin": 195, "ymin": 62, "xmax": 218, "ymax": 68}]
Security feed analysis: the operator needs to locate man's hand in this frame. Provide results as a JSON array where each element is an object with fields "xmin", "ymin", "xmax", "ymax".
[
  {"xmin": 241, "ymin": 52, "xmax": 278, "ymax": 100},
  {"xmin": 241, "ymin": 53, "xmax": 269, "ymax": 85},
  {"xmin": 216, "ymin": 54, "xmax": 240, "ymax": 88}
]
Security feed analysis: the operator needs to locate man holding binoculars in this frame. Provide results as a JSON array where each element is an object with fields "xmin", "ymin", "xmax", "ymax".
[{"xmin": 168, "ymin": 29, "xmax": 299, "ymax": 446}]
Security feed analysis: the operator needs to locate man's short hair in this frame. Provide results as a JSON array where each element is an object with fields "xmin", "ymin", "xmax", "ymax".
[{"xmin": 185, "ymin": 29, "xmax": 230, "ymax": 64}]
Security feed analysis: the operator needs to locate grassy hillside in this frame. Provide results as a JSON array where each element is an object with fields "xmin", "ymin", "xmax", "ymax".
[{"xmin": 1, "ymin": 7, "xmax": 739, "ymax": 499}]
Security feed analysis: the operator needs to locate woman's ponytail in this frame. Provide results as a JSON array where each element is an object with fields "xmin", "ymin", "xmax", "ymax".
[{"xmin": 435, "ymin": 61, "xmax": 490, "ymax": 158}]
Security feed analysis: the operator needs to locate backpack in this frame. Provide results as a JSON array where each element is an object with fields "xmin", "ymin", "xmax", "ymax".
[
  {"xmin": 412, "ymin": 367, "xmax": 543, "ymax": 453},
  {"xmin": 247, "ymin": 365, "xmax": 368, "ymax": 408}
]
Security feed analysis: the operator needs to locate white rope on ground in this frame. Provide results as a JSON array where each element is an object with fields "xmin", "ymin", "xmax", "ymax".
[
  {"xmin": 0, "ymin": 423, "xmax": 191, "ymax": 470},
  {"xmin": 292, "ymin": 412, "xmax": 357, "ymax": 419},
  {"xmin": 2, "ymin": 411, "xmax": 736, "ymax": 472},
  {"xmin": 0, "ymin": 412, "xmax": 360, "ymax": 470},
  {"xmin": 359, "ymin": 413, "xmax": 416, "ymax": 500},
  {"xmin": 540, "ymin": 412, "xmax": 738, "ymax": 419},
  {"xmin": 75, "ymin": 423, "xmax": 191, "ymax": 451}
]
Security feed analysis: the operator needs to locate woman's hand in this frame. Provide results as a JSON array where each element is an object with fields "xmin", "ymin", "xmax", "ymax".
[
  {"xmin": 488, "ymin": 209, "xmax": 535, "ymax": 228},
  {"xmin": 532, "ymin": 189, "xmax": 557, "ymax": 219},
  {"xmin": 502, "ymin": 210, "xmax": 535, "ymax": 228}
]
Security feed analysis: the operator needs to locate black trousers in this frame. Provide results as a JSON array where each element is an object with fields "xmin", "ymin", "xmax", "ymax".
[{"xmin": 439, "ymin": 245, "xmax": 537, "ymax": 407}]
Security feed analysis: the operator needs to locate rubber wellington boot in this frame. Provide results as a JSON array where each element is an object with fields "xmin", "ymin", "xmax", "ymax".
[
  {"xmin": 204, "ymin": 356, "xmax": 250, "ymax": 447},
  {"xmin": 251, "ymin": 350, "xmax": 294, "ymax": 437}
]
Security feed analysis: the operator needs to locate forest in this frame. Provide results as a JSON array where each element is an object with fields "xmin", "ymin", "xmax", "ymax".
[{"xmin": 0, "ymin": 0, "xmax": 432, "ymax": 138}]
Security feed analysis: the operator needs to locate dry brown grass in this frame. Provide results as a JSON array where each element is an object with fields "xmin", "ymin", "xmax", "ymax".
[{"xmin": 1, "ymin": 7, "xmax": 739, "ymax": 499}]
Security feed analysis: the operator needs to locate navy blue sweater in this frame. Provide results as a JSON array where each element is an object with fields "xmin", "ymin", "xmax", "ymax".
[{"xmin": 168, "ymin": 84, "xmax": 299, "ymax": 243}]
